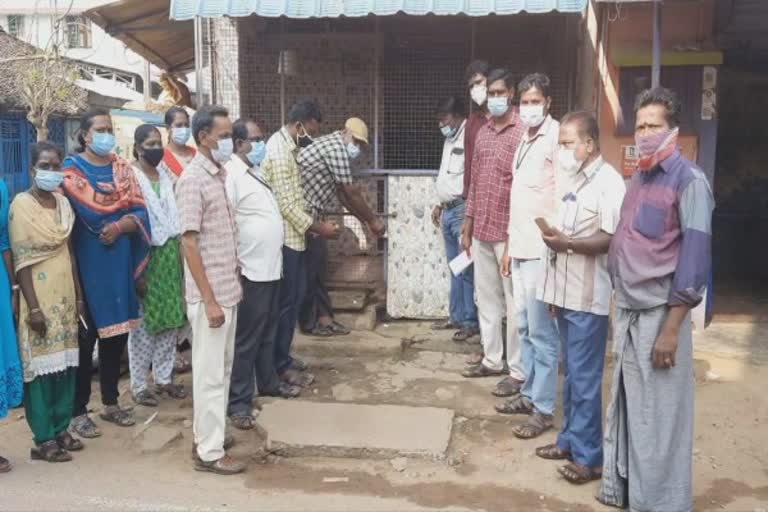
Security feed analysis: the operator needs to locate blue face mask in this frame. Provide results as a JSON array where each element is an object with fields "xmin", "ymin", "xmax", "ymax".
[
  {"xmin": 346, "ymin": 142, "xmax": 361, "ymax": 160},
  {"xmin": 171, "ymin": 127, "xmax": 191, "ymax": 145},
  {"xmin": 34, "ymin": 169, "xmax": 64, "ymax": 192},
  {"xmin": 440, "ymin": 124, "xmax": 457, "ymax": 138},
  {"xmin": 487, "ymin": 97, "xmax": 510, "ymax": 118},
  {"xmin": 89, "ymin": 132, "xmax": 116, "ymax": 157},
  {"xmin": 247, "ymin": 141, "xmax": 266, "ymax": 166}
]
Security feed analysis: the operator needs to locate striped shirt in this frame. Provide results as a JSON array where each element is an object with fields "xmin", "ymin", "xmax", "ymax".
[
  {"xmin": 262, "ymin": 127, "xmax": 314, "ymax": 251},
  {"xmin": 537, "ymin": 158, "xmax": 626, "ymax": 315},
  {"xmin": 608, "ymin": 150, "xmax": 714, "ymax": 310},
  {"xmin": 176, "ymin": 152, "xmax": 242, "ymax": 307}
]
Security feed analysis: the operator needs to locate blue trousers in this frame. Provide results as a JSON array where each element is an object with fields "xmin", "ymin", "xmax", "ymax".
[
  {"xmin": 514, "ymin": 258, "xmax": 560, "ymax": 415},
  {"xmin": 274, "ymin": 246, "xmax": 306, "ymax": 374},
  {"xmin": 441, "ymin": 203, "xmax": 478, "ymax": 329},
  {"xmin": 555, "ymin": 308, "xmax": 608, "ymax": 469}
]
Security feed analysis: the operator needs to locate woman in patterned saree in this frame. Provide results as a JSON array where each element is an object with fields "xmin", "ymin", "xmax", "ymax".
[
  {"xmin": 128, "ymin": 125, "xmax": 187, "ymax": 406},
  {"xmin": 10, "ymin": 142, "xmax": 83, "ymax": 462},
  {"xmin": 0, "ymin": 177, "xmax": 23, "ymax": 473},
  {"xmin": 61, "ymin": 108, "xmax": 151, "ymax": 437}
]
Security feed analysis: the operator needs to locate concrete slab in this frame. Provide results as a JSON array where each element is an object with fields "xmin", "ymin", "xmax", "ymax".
[
  {"xmin": 257, "ymin": 401, "xmax": 454, "ymax": 460},
  {"xmin": 328, "ymin": 289, "xmax": 369, "ymax": 311},
  {"xmin": 138, "ymin": 425, "xmax": 182, "ymax": 453}
]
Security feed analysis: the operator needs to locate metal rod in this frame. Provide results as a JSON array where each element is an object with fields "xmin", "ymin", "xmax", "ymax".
[
  {"xmin": 373, "ymin": 17, "xmax": 380, "ymax": 170},
  {"xmin": 143, "ymin": 58, "xmax": 151, "ymax": 105},
  {"xmin": 194, "ymin": 16, "xmax": 204, "ymax": 106},
  {"xmin": 280, "ymin": 19, "xmax": 286, "ymax": 126},
  {"xmin": 652, "ymin": 0, "xmax": 662, "ymax": 88}
]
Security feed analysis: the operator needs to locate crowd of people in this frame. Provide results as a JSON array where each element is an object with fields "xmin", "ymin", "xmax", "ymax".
[
  {"xmin": 0, "ymin": 102, "xmax": 383, "ymax": 474},
  {"xmin": 0, "ymin": 57, "xmax": 712, "ymax": 510},
  {"xmin": 432, "ymin": 61, "xmax": 713, "ymax": 511}
]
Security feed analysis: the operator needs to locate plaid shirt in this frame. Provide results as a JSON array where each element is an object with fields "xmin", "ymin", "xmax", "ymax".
[
  {"xmin": 176, "ymin": 152, "xmax": 242, "ymax": 307},
  {"xmin": 262, "ymin": 127, "xmax": 314, "ymax": 251},
  {"xmin": 465, "ymin": 108, "xmax": 525, "ymax": 242},
  {"xmin": 298, "ymin": 131, "xmax": 353, "ymax": 218}
]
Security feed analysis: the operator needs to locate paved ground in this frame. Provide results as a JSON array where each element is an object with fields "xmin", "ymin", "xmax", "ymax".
[{"xmin": 1, "ymin": 320, "xmax": 767, "ymax": 512}]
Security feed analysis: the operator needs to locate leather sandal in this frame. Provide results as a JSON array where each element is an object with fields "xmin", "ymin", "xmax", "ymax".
[
  {"xmin": 558, "ymin": 462, "xmax": 602, "ymax": 484},
  {"xmin": 100, "ymin": 406, "xmax": 136, "ymax": 427},
  {"xmin": 535, "ymin": 443, "xmax": 572, "ymax": 461},
  {"xmin": 229, "ymin": 414, "xmax": 256, "ymax": 431},
  {"xmin": 56, "ymin": 431, "xmax": 84, "ymax": 452},
  {"xmin": 512, "ymin": 411, "xmax": 554, "ymax": 439},
  {"xmin": 461, "ymin": 364, "xmax": 504, "ymax": 378},
  {"xmin": 31, "ymin": 440, "xmax": 72, "ymax": 463},
  {"xmin": 495, "ymin": 395, "xmax": 534, "ymax": 415},
  {"xmin": 492, "ymin": 376, "xmax": 524, "ymax": 397},
  {"xmin": 0, "ymin": 455, "xmax": 11, "ymax": 473},
  {"xmin": 194, "ymin": 454, "xmax": 246, "ymax": 475}
]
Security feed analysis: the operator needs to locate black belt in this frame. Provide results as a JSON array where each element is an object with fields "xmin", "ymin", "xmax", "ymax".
[{"xmin": 441, "ymin": 198, "xmax": 465, "ymax": 210}]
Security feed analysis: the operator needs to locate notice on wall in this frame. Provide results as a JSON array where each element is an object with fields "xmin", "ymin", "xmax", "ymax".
[
  {"xmin": 620, "ymin": 144, "xmax": 639, "ymax": 177},
  {"xmin": 701, "ymin": 66, "xmax": 717, "ymax": 121}
]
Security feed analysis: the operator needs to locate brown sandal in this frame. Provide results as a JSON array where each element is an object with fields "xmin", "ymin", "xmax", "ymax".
[
  {"xmin": 462, "ymin": 364, "xmax": 504, "ymax": 378},
  {"xmin": 56, "ymin": 431, "xmax": 84, "ymax": 452},
  {"xmin": 0, "ymin": 455, "xmax": 11, "ymax": 473},
  {"xmin": 494, "ymin": 395, "xmax": 534, "ymax": 415},
  {"xmin": 558, "ymin": 462, "xmax": 602, "ymax": 484},
  {"xmin": 535, "ymin": 443, "xmax": 572, "ymax": 460},
  {"xmin": 512, "ymin": 412, "xmax": 554, "ymax": 439},
  {"xmin": 31, "ymin": 440, "xmax": 72, "ymax": 463}
]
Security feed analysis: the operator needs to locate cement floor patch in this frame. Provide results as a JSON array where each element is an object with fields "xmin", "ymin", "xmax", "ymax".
[{"xmin": 257, "ymin": 400, "xmax": 454, "ymax": 460}]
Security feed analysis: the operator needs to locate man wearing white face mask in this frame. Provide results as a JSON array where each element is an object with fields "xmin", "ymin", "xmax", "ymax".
[
  {"xmin": 225, "ymin": 118, "xmax": 301, "ymax": 433},
  {"xmin": 462, "ymin": 60, "xmax": 491, "ymax": 202},
  {"xmin": 497, "ymin": 73, "xmax": 561, "ymax": 440},
  {"xmin": 532, "ymin": 111, "xmax": 625, "ymax": 484},
  {"xmin": 297, "ymin": 117, "xmax": 386, "ymax": 338},
  {"xmin": 176, "ymin": 105, "xmax": 245, "ymax": 474}
]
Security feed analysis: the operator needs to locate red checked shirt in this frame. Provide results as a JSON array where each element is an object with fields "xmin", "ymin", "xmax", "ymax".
[{"xmin": 465, "ymin": 108, "xmax": 526, "ymax": 243}]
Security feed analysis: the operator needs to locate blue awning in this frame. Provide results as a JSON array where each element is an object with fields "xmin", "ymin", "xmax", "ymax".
[{"xmin": 170, "ymin": 0, "xmax": 587, "ymax": 20}]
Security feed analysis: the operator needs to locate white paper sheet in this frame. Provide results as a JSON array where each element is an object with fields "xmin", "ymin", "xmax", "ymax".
[{"xmin": 449, "ymin": 250, "xmax": 473, "ymax": 276}]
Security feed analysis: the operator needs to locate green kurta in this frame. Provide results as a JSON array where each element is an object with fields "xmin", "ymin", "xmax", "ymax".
[{"xmin": 142, "ymin": 237, "xmax": 187, "ymax": 335}]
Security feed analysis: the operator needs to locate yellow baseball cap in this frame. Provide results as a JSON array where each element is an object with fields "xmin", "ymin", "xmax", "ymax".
[{"xmin": 345, "ymin": 117, "xmax": 369, "ymax": 145}]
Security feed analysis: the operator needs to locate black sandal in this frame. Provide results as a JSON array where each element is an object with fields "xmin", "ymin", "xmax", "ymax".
[
  {"xmin": 512, "ymin": 411, "xmax": 554, "ymax": 439},
  {"xmin": 492, "ymin": 376, "xmax": 524, "ymax": 397},
  {"xmin": 535, "ymin": 443, "xmax": 572, "ymax": 461},
  {"xmin": 308, "ymin": 325, "xmax": 333, "ymax": 337},
  {"xmin": 461, "ymin": 364, "xmax": 504, "ymax": 378},
  {"xmin": 56, "ymin": 431, "xmax": 84, "ymax": 452},
  {"xmin": 558, "ymin": 462, "xmax": 602, "ymax": 484},
  {"xmin": 31, "ymin": 440, "xmax": 72, "ymax": 463},
  {"xmin": 495, "ymin": 395, "xmax": 534, "ymax": 415},
  {"xmin": 329, "ymin": 321, "xmax": 351, "ymax": 335},
  {"xmin": 157, "ymin": 383, "xmax": 188, "ymax": 399},
  {"xmin": 100, "ymin": 406, "xmax": 136, "ymax": 427},
  {"xmin": 229, "ymin": 414, "xmax": 256, "ymax": 431},
  {"xmin": 0, "ymin": 455, "xmax": 11, "ymax": 473}
]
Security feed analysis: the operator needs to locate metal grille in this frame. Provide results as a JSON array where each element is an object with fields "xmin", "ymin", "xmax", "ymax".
[{"xmin": 232, "ymin": 13, "xmax": 577, "ymax": 287}]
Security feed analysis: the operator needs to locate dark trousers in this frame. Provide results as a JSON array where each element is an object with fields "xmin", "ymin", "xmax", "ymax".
[
  {"xmin": 299, "ymin": 234, "xmax": 333, "ymax": 333},
  {"xmin": 74, "ymin": 312, "xmax": 128, "ymax": 417},
  {"xmin": 228, "ymin": 277, "xmax": 281, "ymax": 417},
  {"xmin": 274, "ymin": 246, "xmax": 306, "ymax": 374}
]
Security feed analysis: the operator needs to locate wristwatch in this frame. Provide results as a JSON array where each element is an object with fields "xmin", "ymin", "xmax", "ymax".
[{"xmin": 566, "ymin": 238, "xmax": 574, "ymax": 255}]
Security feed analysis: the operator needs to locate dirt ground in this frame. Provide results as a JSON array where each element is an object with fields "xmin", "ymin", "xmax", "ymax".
[{"xmin": 1, "ymin": 320, "xmax": 767, "ymax": 512}]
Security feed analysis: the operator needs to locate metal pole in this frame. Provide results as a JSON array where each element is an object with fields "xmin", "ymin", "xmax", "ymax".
[
  {"xmin": 143, "ymin": 58, "xmax": 151, "ymax": 105},
  {"xmin": 194, "ymin": 16, "xmax": 205, "ymax": 106},
  {"xmin": 373, "ymin": 17, "xmax": 380, "ymax": 170},
  {"xmin": 651, "ymin": 0, "xmax": 662, "ymax": 88},
  {"xmin": 280, "ymin": 19, "xmax": 286, "ymax": 126}
]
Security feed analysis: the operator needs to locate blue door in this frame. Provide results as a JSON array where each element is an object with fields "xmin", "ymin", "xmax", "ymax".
[{"xmin": 0, "ymin": 114, "xmax": 67, "ymax": 199}]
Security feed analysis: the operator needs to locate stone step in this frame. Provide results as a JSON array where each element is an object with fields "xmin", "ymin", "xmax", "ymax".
[{"xmin": 257, "ymin": 400, "xmax": 454, "ymax": 460}]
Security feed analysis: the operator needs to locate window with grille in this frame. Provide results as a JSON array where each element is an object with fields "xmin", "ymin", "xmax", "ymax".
[
  {"xmin": 7, "ymin": 15, "xmax": 25, "ymax": 38},
  {"xmin": 65, "ymin": 15, "xmax": 91, "ymax": 49}
]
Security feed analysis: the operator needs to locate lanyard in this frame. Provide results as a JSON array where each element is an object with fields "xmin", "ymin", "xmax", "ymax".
[
  {"xmin": 515, "ymin": 136, "xmax": 540, "ymax": 170},
  {"xmin": 246, "ymin": 169, "xmax": 272, "ymax": 192}
]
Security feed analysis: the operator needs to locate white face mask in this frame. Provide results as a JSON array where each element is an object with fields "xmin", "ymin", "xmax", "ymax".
[
  {"xmin": 557, "ymin": 146, "xmax": 585, "ymax": 175},
  {"xmin": 346, "ymin": 142, "xmax": 361, "ymax": 160},
  {"xmin": 211, "ymin": 138, "xmax": 234, "ymax": 163},
  {"xmin": 519, "ymin": 104, "xmax": 546, "ymax": 127},
  {"xmin": 470, "ymin": 84, "xmax": 487, "ymax": 107}
]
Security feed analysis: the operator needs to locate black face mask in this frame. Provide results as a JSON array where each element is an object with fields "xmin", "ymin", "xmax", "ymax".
[
  {"xmin": 298, "ymin": 134, "xmax": 314, "ymax": 149},
  {"xmin": 142, "ymin": 147, "xmax": 164, "ymax": 167}
]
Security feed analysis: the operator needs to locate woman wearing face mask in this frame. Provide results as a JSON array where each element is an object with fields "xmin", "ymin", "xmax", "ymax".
[
  {"xmin": 128, "ymin": 125, "xmax": 188, "ymax": 407},
  {"xmin": 61, "ymin": 108, "xmax": 151, "ymax": 437},
  {"xmin": 0, "ymin": 174, "xmax": 22, "ymax": 473},
  {"xmin": 9, "ymin": 142, "xmax": 84, "ymax": 463},
  {"xmin": 162, "ymin": 107, "xmax": 196, "ymax": 184}
]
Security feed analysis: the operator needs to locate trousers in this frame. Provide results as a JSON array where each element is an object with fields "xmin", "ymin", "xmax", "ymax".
[{"xmin": 189, "ymin": 302, "xmax": 238, "ymax": 462}]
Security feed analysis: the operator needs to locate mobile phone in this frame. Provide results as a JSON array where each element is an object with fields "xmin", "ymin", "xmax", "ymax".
[{"xmin": 535, "ymin": 217, "xmax": 554, "ymax": 236}]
